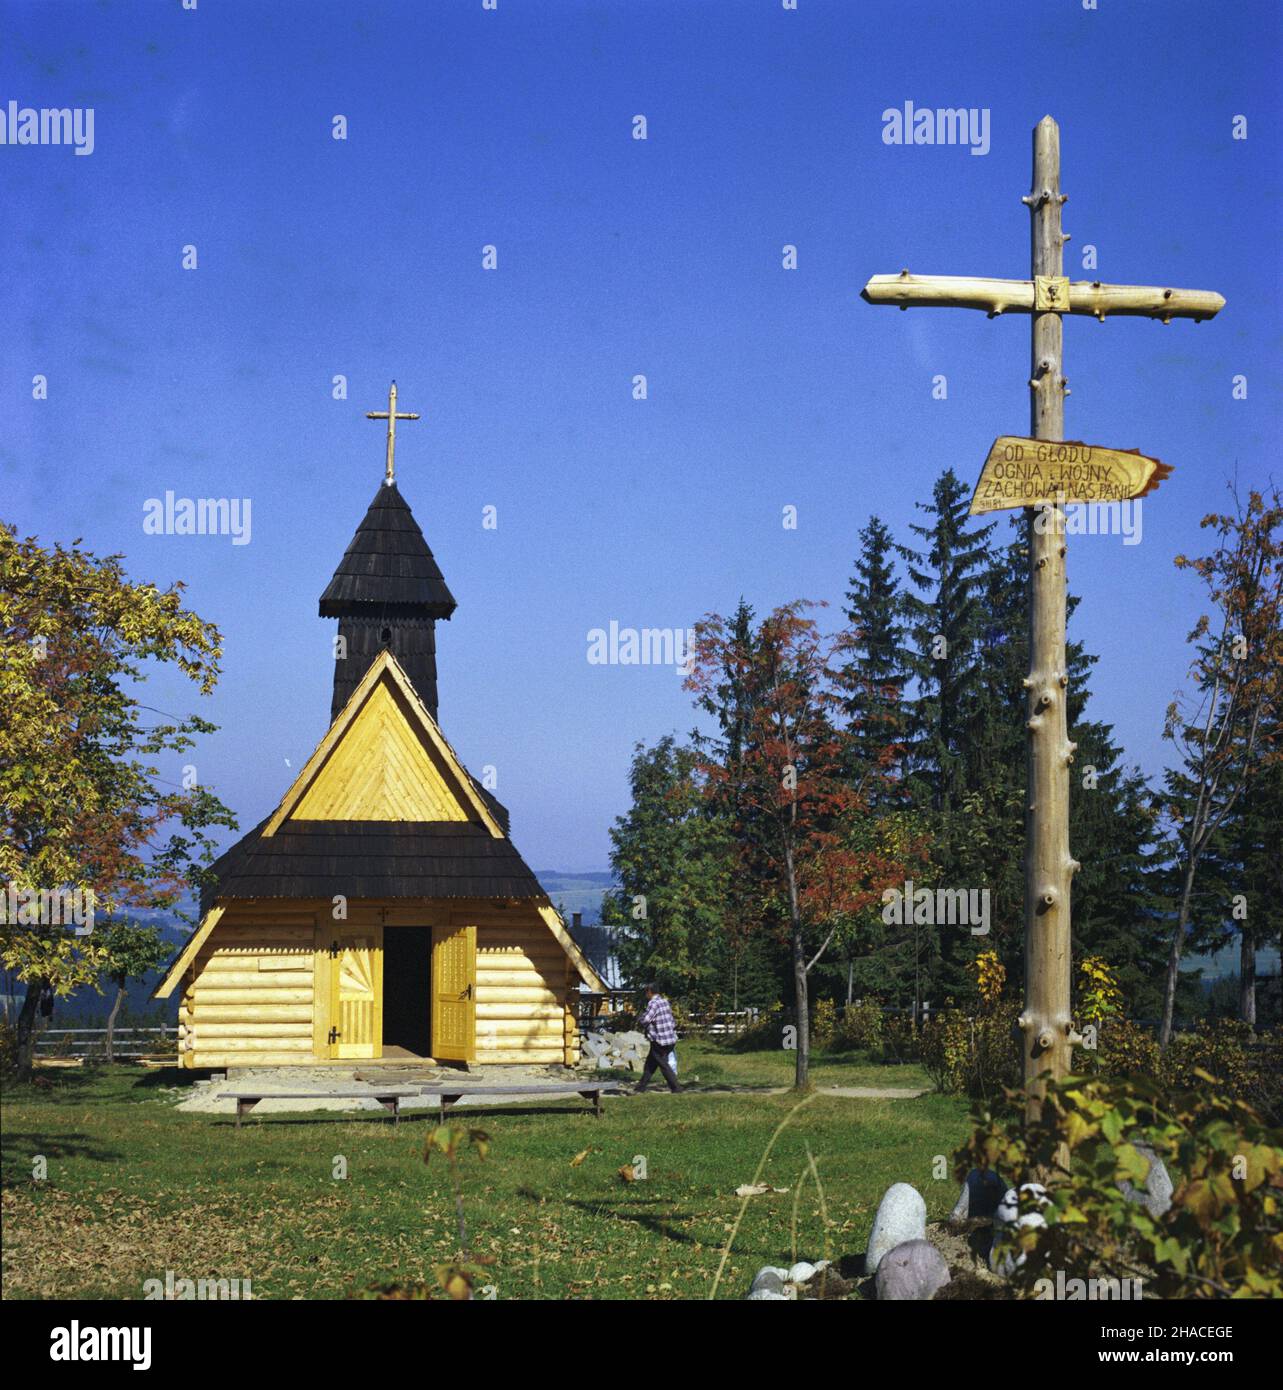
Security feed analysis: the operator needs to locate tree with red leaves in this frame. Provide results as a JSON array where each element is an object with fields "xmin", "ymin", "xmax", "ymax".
[{"xmin": 685, "ymin": 600, "xmax": 925, "ymax": 1089}]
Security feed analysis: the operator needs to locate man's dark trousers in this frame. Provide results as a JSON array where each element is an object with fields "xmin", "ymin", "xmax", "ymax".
[{"xmin": 636, "ymin": 1042, "xmax": 680, "ymax": 1092}]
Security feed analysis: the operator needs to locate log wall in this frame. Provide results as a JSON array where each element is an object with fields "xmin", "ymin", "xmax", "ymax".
[
  {"xmin": 180, "ymin": 904, "xmax": 318, "ymax": 1069},
  {"xmin": 459, "ymin": 903, "xmax": 578, "ymax": 1066},
  {"xmin": 180, "ymin": 899, "xmax": 581, "ymax": 1068}
]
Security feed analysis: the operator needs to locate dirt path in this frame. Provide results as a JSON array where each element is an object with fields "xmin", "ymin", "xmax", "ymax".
[{"xmin": 763, "ymin": 1085, "xmax": 930, "ymax": 1099}]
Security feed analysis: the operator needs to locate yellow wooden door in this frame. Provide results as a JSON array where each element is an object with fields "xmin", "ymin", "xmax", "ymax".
[
  {"xmin": 329, "ymin": 927, "xmax": 383, "ymax": 1059},
  {"xmin": 431, "ymin": 923, "xmax": 476, "ymax": 1062}
]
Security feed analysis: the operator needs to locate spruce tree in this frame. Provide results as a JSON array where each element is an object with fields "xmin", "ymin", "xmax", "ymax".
[
  {"xmin": 896, "ymin": 469, "xmax": 996, "ymax": 998},
  {"xmin": 897, "ymin": 469, "xmax": 996, "ymax": 812},
  {"xmin": 842, "ymin": 515, "xmax": 908, "ymax": 781}
]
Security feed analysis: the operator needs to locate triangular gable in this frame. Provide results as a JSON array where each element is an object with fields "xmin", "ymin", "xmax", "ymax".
[
  {"xmin": 265, "ymin": 650, "xmax": 502, "ymax": 838},
  {"xmin": 293, "ymin": 680, "xmax": 467, "ymax": 823}
]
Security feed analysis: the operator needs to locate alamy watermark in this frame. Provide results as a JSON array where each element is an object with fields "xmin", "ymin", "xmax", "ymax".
[
  {"xmin": 1035, "ymin": 497, "xmax": 1144, "ymax": 545},
  {"xmin": 143, "ymin": 1270, "xmax": 253, "ymax": 1300},
  {"xmin": 1, "ymin": 100, "xmax": 94, "ymax": 155},
  {"xmin": 882, "ymin": 102, "xmax": 990, "ymax": 156},
  {"xmin": 49, "ymin": 1324, "xmax": 150, "ymax": 1370},
  {"xmin": 587, "ymin": 621, "xmax": 694, "ymax": 673},
  {"xmin": 1033, "ymin": 1269, "xmax": 1145, "ymax": 1300},
  {"xmin": 0, "ymin": 883, "xmax": 95, "ymax": 935},
  {"xmin": 143, "ymin": 491, "xmax": 252, "ymax": 546},
  {"xmin": 881, "ymin": 879, "xmax": 990, "ymax": 936}
]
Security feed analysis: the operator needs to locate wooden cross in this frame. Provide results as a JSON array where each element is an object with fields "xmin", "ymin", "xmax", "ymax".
[
  {"xmin": 861, "ymin": 116, "xmax": 1224, "ymax": 1124},
  {"xmin": 366, "ymin": 381, "xmax": 420, "ymax": 486}
]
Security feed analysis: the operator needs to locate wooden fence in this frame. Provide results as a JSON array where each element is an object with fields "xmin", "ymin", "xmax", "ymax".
[{"xmin": 32, "ymin": 1026, "xmax": 178, "ymax": 1060}]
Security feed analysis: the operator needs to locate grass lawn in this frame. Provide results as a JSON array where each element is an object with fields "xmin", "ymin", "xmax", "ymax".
[
  {"xmin": 2, "ymin": 1047, "xmax": 968, "ymax": 1301},
  {"xmin": 674, "ymin": 1038, "xmax": 934, "ymax": 1090}
]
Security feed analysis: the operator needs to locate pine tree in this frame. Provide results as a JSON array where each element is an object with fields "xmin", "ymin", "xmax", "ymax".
[
  {"xmin": 897, "ymin": 469, "xmax": 997, "ymax": 820},
  {"xmin": 894, "ymin": 470, "xmax": 996, "ymax": 999},
  {"xmin": 842, "ymin": 516, "xmax": 908, "ymax": 781}
]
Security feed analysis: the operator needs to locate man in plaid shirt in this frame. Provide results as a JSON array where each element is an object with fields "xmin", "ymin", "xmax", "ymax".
[{"xmin": 635, "ymin": 984, "xmax": 681, "ymax": 1093}]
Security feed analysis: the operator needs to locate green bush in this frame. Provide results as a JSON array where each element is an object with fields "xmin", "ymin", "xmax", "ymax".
[
  {"xmin": 1087, "ymin": 1017, "xmax": 1280, "ymax": 1124},
  {"xmin": 959, "ymin": 1070, "xmax": 1283, "ymax": 1299},
  {"xmin": 1091, "ymin": 1016, "xmax": 1162, "ymax": 1080},
  {"xmin": 810, "ymin": 997, "xmax": 838, "ymax": 1048},
  {"xmin": 878, "ymin": 1010, "xmax": 922, "ymax": 1063},
  {"xmin": 920, "ymin": 1004, "xmax": 1021, "ymax": 1099},
  {"xmin": 836, "ymin": 998, "xmax": 884, "ymax": 1052},
  {"xmin": 1164, "ymin": 1020, "xmax": 1281, "ymax": 1123}
]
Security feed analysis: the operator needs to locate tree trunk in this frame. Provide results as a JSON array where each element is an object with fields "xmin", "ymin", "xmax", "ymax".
[
  {"xmin": 846, "ymin": 959, "xmax": 854, "ymax": 1008},
  {"xmin": 792, "ymin": 927, "xmax": 809, "ymax": 1090},
  {"xmin": 1160, "ymin": 859, "xmax": 1198, "ymax": 1048},
  {"xmin": 14, "ymin": 977, "xmax": 47, "ymax": 1081},
  {"xmin": 105, "ymin": 979, "xmax": 126, "ymax": 1064},
  {"xmin": 1239, "ymin": 931, "xmax": 1257, "ymax": 1030},
  {"xmin": 784, "ymin": 844, "xmax": 809, "ymax": 1090}
]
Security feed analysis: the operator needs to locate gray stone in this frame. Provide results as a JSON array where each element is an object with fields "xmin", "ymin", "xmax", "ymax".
[
  {"xmin": 1118, "ymin": 1142, "xmax": 1173, "ymax": 1219},
  {"xmin": 950, "ymin": 1167, "xmax": 1006, "ymax": 1222},
  {"xmin": 751, "ymin": 1267, "xmax": 788, "ymax": 1293},
  {"xmin": 787, "ymin": 1261, "xmax": 817, "ymax": 1284},
  {"xmin": 875, "ymin": 1239, "xmax": 951, "ymax": 1301},
  {"xmin": 746, "ymin": 1287, "xmax": 790, "ymax": 1301},
  {"xmin": 594, "ymin": 1029, "xmax": 648, "ymax": 1073},
  {"xmin": 865, "ymin": 1182, "xmax": 927, "ymax": 1274}
]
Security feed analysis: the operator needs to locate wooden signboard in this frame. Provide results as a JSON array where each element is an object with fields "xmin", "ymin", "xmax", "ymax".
[{"xmin": 970, "ymin": 436, "xmax": 1172, "ymax": 515}]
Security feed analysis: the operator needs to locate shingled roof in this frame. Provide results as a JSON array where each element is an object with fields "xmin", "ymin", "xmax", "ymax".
[
  {"xmin": 201, "ymin": 819, "xmax": 543, "ymax": 907},
  {"xmin": 319, "ymin": 480, "xmax": 457, "ymax": 617}
]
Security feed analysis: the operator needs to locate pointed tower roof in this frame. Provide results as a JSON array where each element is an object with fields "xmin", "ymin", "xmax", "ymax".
[{"xmin": 318, "ymin": 480, "xmax": 457, "ymax": 618}]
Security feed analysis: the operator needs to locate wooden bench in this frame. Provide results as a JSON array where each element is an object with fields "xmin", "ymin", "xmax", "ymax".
[
  {"xmin": 419, "ymin": 1082, "xmax": 620, "ymax": 1118},
  {"xmin": 225, "ymin": 1090, "xmax": 420, "ymax": 1130}
]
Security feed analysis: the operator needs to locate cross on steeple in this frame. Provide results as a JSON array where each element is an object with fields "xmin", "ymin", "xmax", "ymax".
[{"xmin": 366, "ymin": 381, "xmax": 420, "ymax": 486}]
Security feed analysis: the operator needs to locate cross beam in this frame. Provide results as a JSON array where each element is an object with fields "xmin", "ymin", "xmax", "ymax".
[
  {"xmin": 366, "ymin": 380, "xmax": 420, "ymax": 485},
  {"xmin": 861, "ymin": 116, "xmax": 1224, "ymax": 1129},
  {"xmin": 862, "ymin": 273, "xmax": 1224, "ymax": 322}
]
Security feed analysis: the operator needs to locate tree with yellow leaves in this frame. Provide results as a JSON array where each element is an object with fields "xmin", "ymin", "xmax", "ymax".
[{"xmin": 1, "ymin": 525, "xmax": 236, "ymax": 1077}]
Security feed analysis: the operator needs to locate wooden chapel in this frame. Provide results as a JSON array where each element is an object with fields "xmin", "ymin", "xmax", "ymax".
[{"xmin": 155, "ymin": 385, "xmax": 605, "ymax": 1068}]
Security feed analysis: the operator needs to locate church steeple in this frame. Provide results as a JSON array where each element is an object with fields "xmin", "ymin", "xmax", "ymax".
[{"xmin": 319, "ymin": 385, "xmax": 456, "ymax": 721}]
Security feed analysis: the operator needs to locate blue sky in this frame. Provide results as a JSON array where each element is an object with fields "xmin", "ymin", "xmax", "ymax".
[{"xmin": 4, "ymin": 0, "xmax": 1279, "ymax": 873}]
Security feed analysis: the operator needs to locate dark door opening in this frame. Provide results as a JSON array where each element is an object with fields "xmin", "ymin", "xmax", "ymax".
[{"xmin": 382, "ymin": 926, "xmax": 432, "ymax": 1057}]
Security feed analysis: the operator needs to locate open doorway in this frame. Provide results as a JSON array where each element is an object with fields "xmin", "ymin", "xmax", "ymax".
[{"xmin": 382, "ymin": 926, "xmax": 432, "ymax": 1058}]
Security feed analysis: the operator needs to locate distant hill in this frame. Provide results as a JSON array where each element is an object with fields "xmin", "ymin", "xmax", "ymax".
[{"xmin": 535, "ymin": 871, "xmax": 616, "ymax": 926}]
